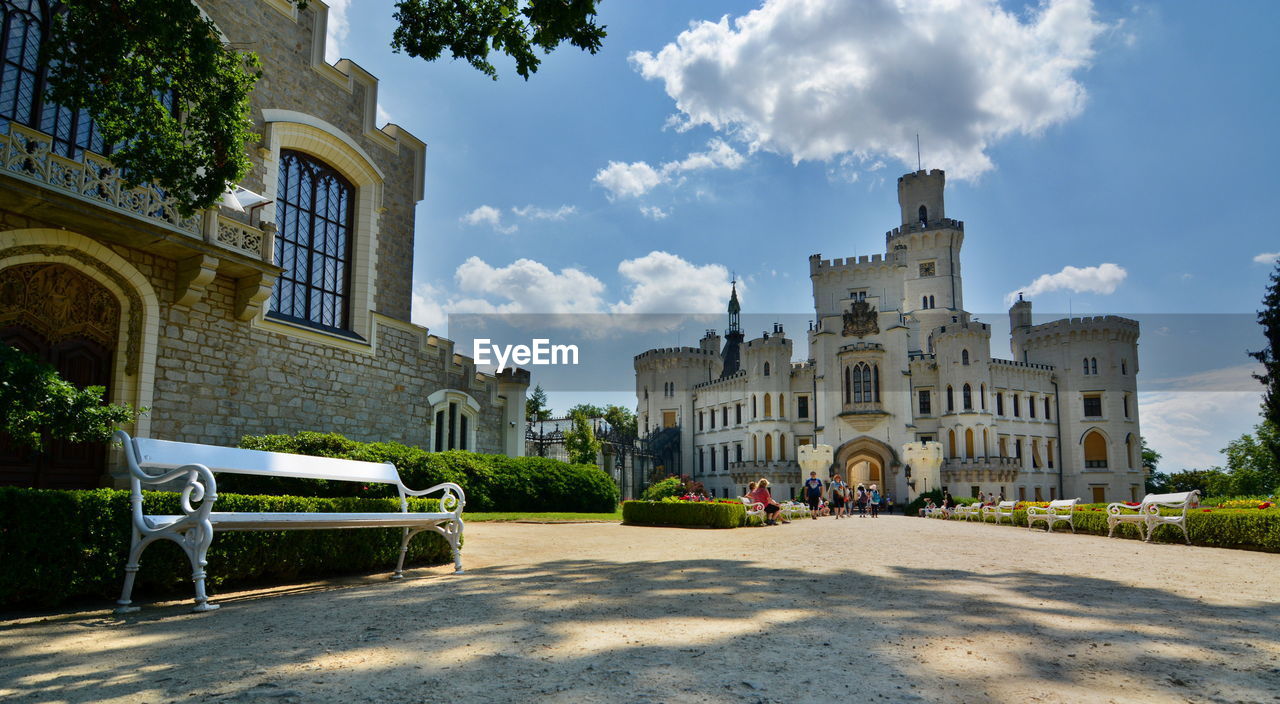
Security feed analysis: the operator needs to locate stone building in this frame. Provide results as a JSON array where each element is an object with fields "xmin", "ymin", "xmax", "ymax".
[
  {"xmin": 0, "ymin": 0, "xmax": 528, "ymax": 489},
  {"xmin": 635, "ymin": 169, "xmax": 1143, "ymax": 504}
]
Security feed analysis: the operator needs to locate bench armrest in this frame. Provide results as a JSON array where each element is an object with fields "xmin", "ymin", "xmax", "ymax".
[
  {"xmin": 115, "ymin": 430, "xmax": 218, "ymax": 528},
  {"xmin": 402, "ymin": 482, "xmax": 466, "ymax": 515}
]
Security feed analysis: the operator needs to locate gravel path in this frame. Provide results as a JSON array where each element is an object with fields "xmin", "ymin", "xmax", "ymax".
[{"xmin": 2, "ymin": 516, "xmax": 1278, "ymax": 703}]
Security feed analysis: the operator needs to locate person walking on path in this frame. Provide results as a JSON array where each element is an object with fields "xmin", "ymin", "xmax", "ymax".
[
  {"xmin": 855, "ymin": 484, "xmax": 868, "ymax": 517},
  {"xmin": 829, "ymin": 474, "xmax": 850, "ymax": 519},
  {"xmin": 869, "ymin": 484, "xmax": 882, "ymax": 518},
  {"xmin": 802, "ymin": 471, "xmax": 824, "ymax": 519}
]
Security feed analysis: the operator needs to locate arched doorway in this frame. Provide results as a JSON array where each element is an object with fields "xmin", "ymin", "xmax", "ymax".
[
  {"xmin": 0, "ymin": 263, "xmax": 119, "ymax": 488},
  {"xmin": 833, "ymin": 436, "xmax": 899, "ymax": 496}
]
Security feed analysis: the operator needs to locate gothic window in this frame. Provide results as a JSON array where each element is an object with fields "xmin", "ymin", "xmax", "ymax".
[
  {"xmin": 699, "ymin": 449, "xmax": 705, "ymax": 473},
  {"xmin": 1082, "ymin": 357, "xmax": 1089, "ymax": 375},
  {"xmin": 763, "ymin": 394, "xmax": 772, "ymax": 417},
  {"xmin": 735, "ymin": 444, "xmax": 742, "ymax": 462},
  {"xmin": 1091, "ymin": 357, "xmax": 1098, "ymax": 375},
  {"xmin": 271, "ymin": 150, "xmax": 356, "ymax": 332},
  {"xmin": 996, "ymin": 392, "xmax": 1004, "ymax": 415},
  {"xmin": 722, "ymin": 407, "xmax": 728, "ymax": 426},
  {"xmin": 1083, "ymin": 430, "xmax": 1108, "ymax": 468},
  {"xmin": 872, "ymin": 366, "xmax": 880, "ymax": 402},
  {"xmin": 918, "ymin": 389, "xmax": 931, "ymax": 415},
  {"xmin": 962, "ymin": 349, "xmax": 970, "ymax": 365},
  {"xmin": 843, "ymin": 366, "xmax": 851, "ymax": 405},
  {"xmin": 697, "ymin": 412, "xmax": 703, "ymax": 431},
  {"xmin": 735, "ymin": 403, "xmax": 742, "ymax": 424},
  {"xmin": 763, "ymin": 361, "xmax": 770, "ymax": 376},
  {"xmin": 1121, "ymin": 359, "xmax": 1128, "ymax": 375},
  {"xmin": 919, "ymin": 205, "xmax": 928, "ymax": 224},
  {"xmin": 710, "ymin": 448, "xmax": 716, "ymax": 471},
  {"xmin": 980, "ymin": 384, "xmax": 987, "ymax": 410},
  {"xmin": 946, "ymin": 385, "xmax": 954, "ymax": 412},
  {"xmin": 752, "ymin": 395, "xmax": 757, "ymax": 418},
  {"xmin": 722, "ymin": 446, "xmax": 729, "ymax": 470},
  {"xmin": 962, "ymin": 383, "xmax": 972, "ymax": 410},
  {"xmin": 853, "ymin": 362, "xmax": 875, "ymax": 403},
  {"xmin": 797, "ymin": 396, "xmax": 809, "ymax": 419},
  {"xmin": 1044, "ymin": 397, "xmax": 1051, "ymax": 419},
  {"xmin": 1029, "ymin": 394, "xmax": 1036, "ymax": 418},
  {"xmin": 779, "ymin": 394, "xmax": 786, "ymax": 416},
  {"xmin": 710, "ymin": 409, "xmax": 715, "ymax": 429},
  {"xmin": 922, "ymin": 295, "xmax": 929, "ymax": 309},
  {"xmin": 929, "ymin": 295, "xmax": 936, "ymax": 309},
  {"xmin": 1123, "ymin": 394, "xmax": 1130, "ymax": 418},
  {"xmin": 1013, "ymin": 394, "xmax": 1020, "ymax": 417},
  {"xmin": 430, "ymin": 393, "xmax": 478, "ymax": 451}
]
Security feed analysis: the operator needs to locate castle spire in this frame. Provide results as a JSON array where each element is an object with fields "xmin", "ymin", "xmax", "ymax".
[{"xmin": 727, "ymin": 278, "xmax": 741, "ymax": 333}]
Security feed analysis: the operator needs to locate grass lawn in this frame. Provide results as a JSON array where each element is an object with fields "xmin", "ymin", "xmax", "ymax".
[{"xmin": 466, "ymin": 511, "xmax": 624, "ymax": 523}]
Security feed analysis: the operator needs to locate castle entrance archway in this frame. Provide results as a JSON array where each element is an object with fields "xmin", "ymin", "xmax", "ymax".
[
  {"xmin": 0, "ymin": 263, "xmax": 119, "ymax": 488},
  {"xmin": 833, "ymin": 436, "xmax": 900, "ymax": 499}
]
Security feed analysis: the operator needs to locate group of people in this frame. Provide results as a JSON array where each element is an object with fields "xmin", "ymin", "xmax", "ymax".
[
  {"xmin": 807, "ymin": 472, "xmax": 890, "ymax": 519},
  {"xmin": 744, "ymin": 472, "xmax": 893, "ymax": 526}
]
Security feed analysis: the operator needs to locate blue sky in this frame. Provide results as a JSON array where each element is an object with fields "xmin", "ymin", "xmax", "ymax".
[{"xmin": 327, "ymin": 0, "xmax": 1279, "ymax": 471}]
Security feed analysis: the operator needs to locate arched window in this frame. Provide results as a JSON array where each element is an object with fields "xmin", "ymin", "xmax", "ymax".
[
  {"xmin": 1091, "ymin": 357, "xmax": 1098, "ymax": 375},
  {"xmin": 763, "ymin": 361, "xmax": 771, "ymax": 377},
  {"xmin": 965, "ymin": 428, "xmax": 974, "ymax": 458},
  {"xmin": 1121, "ymin": 359, "xmax": 1128, "ymax": 375},
  {"xmin": 1125, "ymin": 434, "xmax": 1136, "ymax": 469},
  {"xmin": 844, "ymin": 366, "xmax": 851, "ymax": 405},
  {"xmin": 922, "ymin": 295, "xmax": 928, "ymax": 309},
  {"xmin": 980, "ymin": 384, "xmax": 987, "ymax": 410},
  {"xmin": 779, "ymin": 394, "xmax": 785, "ymax": 416},
  {"xmin": 853, "ymin": 362, "xmax": 874, "ymax": 403},
  {"xmin": 763, "ymin": 394, "xmax": 772, "ymax": 418},
  {"xmin": 751, "ymin": 434, "xmax": 757, "ymax": 460},
  {"xmin": 918, "ymin": 205, "xmax": 928, "ymax": 224},
  {"xmin": 929, "ymin": 295, "xmax": 935, "ymax": 309},
  {"xmin": 962, "ymin": 349, "xmax": 970, "ymax": 365},
  {"xmin": 752, "ymin": 394, "xmax": 757, "ymax": 418},
  {"xmin": 948, "ymin": 429, "xmax": 957, "ymax": 459},
  {"xmin": 962, "ymin": 383, "xmax": 972, "ymax": 410},
  {"xmin": 271, "ymin": 150, "xmax": 356, "ymax": 331},
  {"xmin": 946, "ymin": 385, "xmax": 954, "ymax": 412},
  {"xmin": 1083, "ymin": 430, "xmax": 1108, "ymax": 468},
  {"xmin": 0, "ymin": 0, "xmax": 133, "ymax": 159},
  {"xmin": 1082, "ymin": 358, "xmax": 1090, "ymax": 375},
  {"xmin": 779, "ymin": 433, "xmax": 786, "ymax": 461},
  {"xmin": 764, "ymin": 433, "xmax": 774, "ymax": 462},
  {"xmin": 873, "ymin": 364, "xmax": 880, "ymax": 402}
]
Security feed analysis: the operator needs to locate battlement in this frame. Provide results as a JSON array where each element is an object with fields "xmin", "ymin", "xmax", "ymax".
[
  {"xmin": 885, "ymin": 218, "xmax": 964, "ymax": 242},
  {"xmin": 936, "ymin": 321, "xmax": 989, "ymax": 336},
  {"xmin": 745, "ymin": 334, "xmax": 791, "ymax": 350},
  {"xmin": 808, "ymin": 252, "xmax": 896, "ymax": 275},
  {"xmin": 838, "ymin": 341, "xmax": 885, "ymax": 354},
  {"xmin": 693, "ymin": 369, "xmax": 747, "ymax": 390},
  {"xmin": 990, "ymin": 358, "xmax": 1055, "ymax": 372},
  {"xmin": 908, "ymin": 352, "xmax": 936, "ymax": 362},
  {"xmin": 898, "ymin": 168, "xmax": 946, "ymax": 185},
  {"xmin": 634, "ymin": 346, "xmax": 720, "ymax": 363},
  {"xmin": 1020, "ymin": 315, "xmax": 1140, "ymax": 339}
]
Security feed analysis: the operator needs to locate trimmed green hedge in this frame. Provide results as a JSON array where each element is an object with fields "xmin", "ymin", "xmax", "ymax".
[
  {"xmin": 0, "ymin": 487, "xmax": 455, "ymax": 608},
  {"xmin": 232, "ymin": 431, "xmax": 619, "ymax": 513},
  {"xmin": 622, "ymin": 500, "xmax": 746, "ymax": 529},
  {"xmin": 939, "ymin": 505, "xmax": 1280, "ymax": 552}
]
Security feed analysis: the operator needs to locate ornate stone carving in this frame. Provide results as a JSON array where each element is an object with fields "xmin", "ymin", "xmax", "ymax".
[
  {"xmin": 174, "ymin": 254, "xmax": 219, "ymax": 307},
  {"xmin": 842, "ymin": 299, "xmax": 879, "ymax": 338},
  {"xmin": 0, "ymin": 263, "xmax": 120, "ymax": 350},
  {"xmin": 0, "ymin": 245, "xmax": 142, "ymax": 375}
]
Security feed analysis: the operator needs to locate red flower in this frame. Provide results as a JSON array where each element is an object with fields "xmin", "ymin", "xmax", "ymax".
[
  {"xmin": 1124, "ymin": 502, "xmax": 1141, "ymax": 507},
  {"xmin": 1202, "ymin": 509, "xmax": 1212, "ymax": 512},
  {"xmin": 1260, "ymin": 502, "xmax": 1273, "ymax": 510}
]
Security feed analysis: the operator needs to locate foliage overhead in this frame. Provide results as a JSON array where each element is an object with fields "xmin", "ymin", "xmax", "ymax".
[
  {"xmin": 0, "ymin": 346, "xmax": 140, "ymax": 451},
  {"xmin": 391, "ymin": 0, "xmax": 607, "ymax": 80},
  {"xmin": 45, "ymin": 0, "xmax": 260, "ymax": 216}
]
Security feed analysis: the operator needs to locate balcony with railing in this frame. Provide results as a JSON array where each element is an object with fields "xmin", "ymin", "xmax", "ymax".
[{"xmin": 941, "ymin": 456, "xmax": 1021, "ymax": 483}]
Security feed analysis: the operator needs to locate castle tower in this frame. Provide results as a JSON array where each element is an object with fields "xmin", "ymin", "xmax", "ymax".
[
  {"xmin": 721, "ymin": 281, "xmax": 744, "ymax": 378},
  {"xmin": 898, "ymin": 169, "xmax": 945, "ymax": 227}
]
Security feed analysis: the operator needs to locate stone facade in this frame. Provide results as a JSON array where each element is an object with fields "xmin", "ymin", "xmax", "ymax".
[
  {"xmin": 0, "ymin": 0, "xmax": 527, "ymax": 489},
  {"xmin": 636, "ymin": 169, "xmax": 1143, "ymax": 504}
]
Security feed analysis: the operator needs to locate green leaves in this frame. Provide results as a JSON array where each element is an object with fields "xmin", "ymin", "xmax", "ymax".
[
  {"xmin": 45, "ymin": 0, "xmax": 260, "ymax": 216},
  {"xmin": 0, "ymin": 346, "xmax": 140, "ymax": 451},
  {"xmin": 391, "ymin": 0, "xmax": 607, "ymax": 80},
  {"xmin": 563, "ymin": 409, "xmax": 602, "ymax": 465}
]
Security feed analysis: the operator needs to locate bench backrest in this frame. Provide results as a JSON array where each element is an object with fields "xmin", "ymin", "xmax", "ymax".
[
  {"xmin": 998, "ymin": 501, "xmax": 1017, "ymax": 510},
  {"xmin": 131, "ymin": 437, "xmax": 403, "ymax": 486},
  {"xmin": 1048, "ymin": 498, "xmax": 1077, "ymax": 509},
  {"xmin": 1142, "ymin": 491, "xmax": 1198, "ymax": 506}
]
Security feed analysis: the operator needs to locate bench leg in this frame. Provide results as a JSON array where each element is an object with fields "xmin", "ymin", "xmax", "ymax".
[
  {"xmin": 181, "ymin": 521, "xmax": 219, "ymax": 613},
  {"xmin": 448, "ymin": 519, "xmax": 464, "ymax": 573},
  {"xmin": 392, "ymin": 527, "xmax": 427, "ymax": 579},
  {"xmin": 115, "ymin": 526, "xmax": 152, "ymax": 614}
]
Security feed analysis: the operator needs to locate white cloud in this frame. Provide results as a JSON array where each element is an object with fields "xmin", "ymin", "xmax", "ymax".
[
  {"xmin": 512, "ymin": 204, "xmax": 578, "ymax": 221},
  {"xmin": 630, "ymin": 0, "xmax": 1108, "ymax": 179},
  {"xmin": 323, "ymin": 0, "xmax": 350, "ymax": 64},
  {"xmin": 1136, "ymin": 364, "xmax": 1262, "ymax": 471},
  {"xmin": 611, "ymin": 251, "xmax": 735, "ymax": 316},
  {"xmin": 594, "ymin": 160, "xmax": 665, "ymax": 199},
  {"xmin": 1253, "ymin": 252, "xmax": 1280, "ymax": 265},
  {"xmin": 594, "ymin": 139, "xmax": 747, "ymax": 199},
  {"xmin": 460, "ymin": 205, "xmax": 517, "ymax": 234},
  {"xmin": 411, "ymin": 281, "xmax": 448, "ymax": 333},
  {"xmin": 639, "ymin": 205, "xmax": 669, "ymax": 220},
  {"xmin": 376, "ymin": 103, "xmax": 392, "ymax": 126},
  {"xmin": 453, "ymin": 257, "xmax": 608, "ymax": 315},
  {"xmin": 1006, "ymin": 263, "xmax": 1127, "ymax": 304}
]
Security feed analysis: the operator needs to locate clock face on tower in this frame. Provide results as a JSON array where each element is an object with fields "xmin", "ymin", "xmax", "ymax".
[{"xmin": 919, "ymin": 261, "xmax": 936, "ymax": 277}]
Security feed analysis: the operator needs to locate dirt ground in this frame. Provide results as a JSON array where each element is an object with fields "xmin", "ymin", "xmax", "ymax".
[{"xmin": 2, "ymin": 515, "xmax": 1278, "ymax": 704}]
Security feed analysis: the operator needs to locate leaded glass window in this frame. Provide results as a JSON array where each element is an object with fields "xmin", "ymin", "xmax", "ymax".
[{"xmin": 271, "ymin": 150, "xmax": 355, "ymax": 331}]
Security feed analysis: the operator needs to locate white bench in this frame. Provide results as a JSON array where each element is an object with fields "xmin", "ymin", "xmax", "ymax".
[
  {"xmin": 740, "ymin": 496, "xmax": 765, "ymax": 522},
  {"xmin": 113, "ymin": 431, "xmax": 466, "ymax": 613},
  {"xmin": 952, "ymin": 504, "xmax": 981, "ymax": 521},
  {"xmin": 983, "ymin": 500, "xmax": 1017, "ymax": 525},
  {"xmin": 1106, "ymin": 490, "xmax": 1199, "ymax": 543},
  {"xmin": 1026, "ymin": 498, "xmax": 1079, "ymax": 533}
]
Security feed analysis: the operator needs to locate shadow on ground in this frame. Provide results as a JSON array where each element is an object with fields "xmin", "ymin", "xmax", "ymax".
[{"xmin": 2, "ymin": 554, "xmax": 1278, "ymax": 703}]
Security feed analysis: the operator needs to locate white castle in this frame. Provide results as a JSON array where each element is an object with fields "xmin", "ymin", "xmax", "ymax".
[{"xmin": 635, "ymin": 169, "xmax": 1143, "ymax": 505}]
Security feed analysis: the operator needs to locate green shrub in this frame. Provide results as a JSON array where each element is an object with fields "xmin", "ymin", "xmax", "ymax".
[
  {"xmin": 946, "ymin": 504, "xmax": 1280, "ymax": 551},
  {"xmin": 640, "ymin": 477, "xmax": 683, "ymax": 501},
  {"xmin": 232, "ymin": 431, "xmax": 619, "ymax": 513},
  {"xmin": 904, "ymin": 489, "xmax": 944, "ymax": 516},
  {"xmin": 622, "ymin": 500, "xmax": 745, "ymax": 529},
  {"xmin": 0, "ymin": 487, "xmax": 455, "ymax": 608}
]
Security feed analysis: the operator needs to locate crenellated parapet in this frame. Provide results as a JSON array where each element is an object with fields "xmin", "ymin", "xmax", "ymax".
[{"xmin": 1019, "ymin": 315, "xmax": 1140, "ymax": 346}]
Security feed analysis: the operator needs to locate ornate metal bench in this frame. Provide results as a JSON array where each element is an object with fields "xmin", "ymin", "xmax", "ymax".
[
  {"xmin": 1106, "ymin": 490, "xmax": 1199, "ymax": 543},
  {"xmin": 952, "ymin": 503, "xmax": 981, "ymax": 521},
  {"xmin": 740, "ymin": 496, "xmax": 766, "ymax": 522},
  {"xmin": 983, "ymin": 500, "xmax": 1017, "ymax": 525},
  {"xmin": 112, "ymin": 431, "xmax": 465, "ymax": 614},
  {"xmin": 1026, "ymin": 498, "xmax": 1079, "ymax": 533}
]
